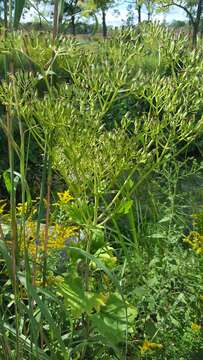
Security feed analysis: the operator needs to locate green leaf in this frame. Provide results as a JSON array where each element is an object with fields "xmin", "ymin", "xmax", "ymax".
[
  {"xmin": 91, "ymin": 227, "xmax": 105, "ymax": 251},
  {"xmin": 58, "ymin": 277, "xmax": 108, "ymax": 318},
  {"xmin": 132, "ymin": 286, "xmax": 147, "ymax": 300},
  {"xmin": 3, "ymin": 169, "xmax": 31, "ymax": 207},
  {"xmin": 92, "ymin": 293, "xmax": 137, "ymax": 347},
  {"xmin": 159, "ymin": 215, "xmax": 172, "ymax": 223},
  {"xmin": 117, "ymin": 199, "xmax": 133, "ymax": 215},
  {"xmin": 3, "ymin": 170, "xmax": 12, "ymax": 193},
  {"xmin": 145, "ymin": 319, "xmax": 157, "ymax": 337},
  {"xmin": 14, "ymin": 0, "xmax": 26, "ymax": 29},
  {"xmin": 59, "ymin": 277, "xmax": 92, "ymax": 317},
  {"xmin": 91, "ymin": 313, "xmax": 123, "ymax": 349},
  {"xmin": 92, "ymin": 246, "xmax": 117, "ymax": 269},
  {"xmin": 102, "ymin": 293, "xmax": 137, "ymax": 332}
]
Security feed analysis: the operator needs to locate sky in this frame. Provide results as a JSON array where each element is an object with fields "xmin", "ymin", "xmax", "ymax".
[
  {"xmin": 25, "ymin": 2, "xmax": 187, "ymax": 27},
  {"xmin": 105, "ymin": 5, "xmax": 186, "ymax": 26}
]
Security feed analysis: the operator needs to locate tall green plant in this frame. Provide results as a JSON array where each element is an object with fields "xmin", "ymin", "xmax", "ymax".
[
  {"xmin": 14, "ymin": 0, "xmax": 26, "ymax": 29},
  {"xmin": 0, "ymin": 25, "xmax": 203, "ymax": 359}
]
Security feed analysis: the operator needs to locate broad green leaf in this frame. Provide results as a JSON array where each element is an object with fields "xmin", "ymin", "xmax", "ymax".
[
  {"xmin": 92, "ymin": 293, "xmax": 137, "ymax": 347},
  {"xmin": 14, "ymin": 0, "xmax": 26, "ymax": 29},
  {"xmin": 58, "ymin": 277, "xmax": 108, "ymax": 318},
  {"xmin": 91, "ymin": 313, "xmax": 123, "ymax": 350},
  {"xmin": 101, "ymin": 293, "xmax": 137, "ymax": 333}
]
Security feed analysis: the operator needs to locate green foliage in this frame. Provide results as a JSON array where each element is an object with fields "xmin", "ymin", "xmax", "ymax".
[
  {"xmin": 14, "ymin": 0, "xmax": 26, "ymax": 29},
  {"xmin": 0, "ymin": 24, "xmax": 203, "ymax": 360}
]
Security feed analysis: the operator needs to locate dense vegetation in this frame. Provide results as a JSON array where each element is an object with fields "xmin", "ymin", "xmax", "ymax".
[{"xmin": 0, "ymin": 19, "xmax": 203, "ymax": 360}]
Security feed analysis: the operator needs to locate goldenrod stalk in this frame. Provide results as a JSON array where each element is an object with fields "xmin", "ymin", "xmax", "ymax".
[
  {"xmin": 7, "ymin": 83, "xmax": 20, "ymax": 359},
  {"xmin": 34, "ymin": 141, "xmax": 48, "ymax": 280},
  {"xmin": 43, "ymin": 153, "xmax": 52, "ymax": 287}
]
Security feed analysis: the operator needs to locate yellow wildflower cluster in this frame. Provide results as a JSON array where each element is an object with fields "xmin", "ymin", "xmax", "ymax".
[
  {"xmin": 1, "ymin": 192, "xmax": 77, "ymax": 259},
  {"xmin": 183, "ymin": 231, "xmax": 203, "ymax": 254},
  {"xmin": 16, "ymin": 202, "xmax": 28, "ymax": 215},
  {"xmin": 57, "ymin": 190, "xmax": 73, "ymax": 205},
  {"xmin": 191, "ymin": 323, "xmax": 201, "ymax": 331},
  {"xmin": 21, "ymin": 221, "xmax": 78, "ymax": 256},
  {"xmin": 191, "ymin": 211, "xmax": 203, "ymax": 232},
  {"xmin": 140, "ymin": 340, "xmax": 163, "ymax": 354}
]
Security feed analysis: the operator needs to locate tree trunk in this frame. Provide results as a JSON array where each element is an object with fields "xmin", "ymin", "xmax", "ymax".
[
  {"xmin": 4, "ymin": 0, "xmax": 8, "ymax": 29},
  {"xmin": 71, "ymin": 15, "xmax": 76, "ymax": 36},
  {"xmin": 147, "ymin": 11, "xmax": 151, "ymax": 21},
  {"xmin": 192, "ymin": 0, "xmax": 203, "ymax": 47},
  {"xmin": 8, "ymin": 0, "xmax": 12, "ymax": 30},
  {"xmin": 138, "ymin": 5, "xmax": 141, "ymax": 23},
  {"xmin": 53, "ymin": 0, "xmax": 59, "ymax": 41},
  {"xmin": 102, "ymin": 9, "xmax": 107, "ymax": 38},
  {"xmin": 192, "ymin": 23, "xmax": 198, "ymax": 47}
]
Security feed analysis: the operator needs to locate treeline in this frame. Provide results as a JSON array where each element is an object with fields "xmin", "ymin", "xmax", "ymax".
[{"xmin": 0, "ymin": 0, "xmax": 202, "ymax": 45}]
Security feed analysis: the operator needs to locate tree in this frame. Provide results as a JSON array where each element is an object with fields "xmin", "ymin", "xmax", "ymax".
[
  {"xmin": 94, "ymin": 0, "xmax": 107, "ymax": 37},
  {"xmin": 126, "ymin": 3, "xmax": 136, "ymax": 25},
  {"xmin": 94, "ymin": 0, "xmax": 115, "ymax": 37},
  {"xmin": 47, "ymin": 0, "xmax": 81, "ymax": 35},
  {"xmin": 131, "ymin": 0, "xmax": 155, "ymax": 24},
  {"xmin": 158, "ymin": 0, "xmax": 203, "ymax": 46},
  {"xmin": 63, "ymin": 0, "xmax": 81, "ymax": 35},
  {"xmin": 135, "ymin": 0, "xmax": 142, "ymax": 22},
  {"xmin": 170, "ymin": 19, "xmax": 187, "ymax": 28},
  {"xmin": 0, "ymin": 0, "xmax": 27, "ymax": 29},
  {"xmin": 145, "ymin": 0, "xmax": 156, "ymax": 21}
]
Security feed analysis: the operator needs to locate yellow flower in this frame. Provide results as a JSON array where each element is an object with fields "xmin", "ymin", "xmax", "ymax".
[
  {"xmin": 0, "ymin": 200, "xmax": 6, "ymax": 215},
  {"xmin": 199, "ymin": 295, "xmax": 203, "ymax": 301},
  {"xmin": 48, "ymin": 224, "xmax": 78, "ymax": 249},
  {"xmin": 16, "ymin": 202, "xmax": 28, "ymax": 215},
  {"xmin": 196, "ymin": 247, "xmax": 203, "ymax": 254},
  {"xmin": 140, "ymin": 340, "xmax": 163, "ymax": 354},
  {"xmin": 191, "ymin": 323, "xmax": 201, "ymax": 331},
  {"xmin": 183, "ymin": 231, "xmax": 203, "ymax": 255},
  {"xmin": 20, "ymin": 220, "xmax": 78, "ymax": 257},
  {"xmin": 57, "ymin": 190, "xmax": 73, "ymax": 205}
]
